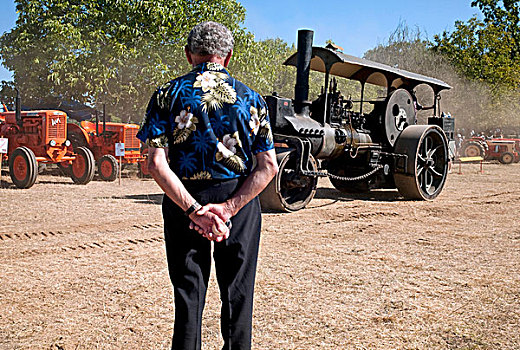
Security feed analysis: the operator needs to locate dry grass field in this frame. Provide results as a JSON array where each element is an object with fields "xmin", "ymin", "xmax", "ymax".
[{"xmin": 0, "ymin": 163, "xmax": 519, "ymax": 349}]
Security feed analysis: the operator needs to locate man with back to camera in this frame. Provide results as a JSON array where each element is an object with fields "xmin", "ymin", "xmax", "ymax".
[{"xmin": 136, "ymin": 21, "xmax": 278, "ymax": 350}]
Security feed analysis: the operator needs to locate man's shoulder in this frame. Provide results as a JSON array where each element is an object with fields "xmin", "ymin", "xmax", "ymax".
[
  {"xmin": 230, "ymin": 78, "xmax": 264, "ymax": 102},
  {"xmin": 155, "ymin": 72, "xmax": 196, "ymax": 93}
]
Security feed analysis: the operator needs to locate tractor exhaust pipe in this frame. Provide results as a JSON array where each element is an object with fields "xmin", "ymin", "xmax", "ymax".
[
  {"xmin": 14, "ymin": 87, "xmax": 22, "ymax": 127},
  {"xmin": 102, "ymin": 103, "xmax": 106, "ymax": 138},
  {"xmin": 294, "ymin": 29, "xmax": 314, "ymax": 116},
  {"xmin": 95, "ymin": 109, "xmax": 99, "ymax": 137}
]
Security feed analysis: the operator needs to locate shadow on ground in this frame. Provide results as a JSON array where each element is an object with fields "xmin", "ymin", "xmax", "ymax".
[
  {"xmin": 111, "ymin": 187, "xmax": 403, "ymax": 209},
  {"xmin": 114, "ymin": 193, "xmax": 164, "ymax": 205},
  {"xmin": 314, "ymin": 187, "xmax": 403, "ymax": 202}
]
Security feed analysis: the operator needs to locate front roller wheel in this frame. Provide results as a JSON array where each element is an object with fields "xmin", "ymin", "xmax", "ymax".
[
  {"xmin": 393, "ymin": 125, "xmax": 449, "ymax": 200},
  {"xmin": 98, "ymin": 154, "xmax": 119, "ymax": 181},
  {"xmin": 71, "ymin": 146, "xmax": 95, "ymax": 184},
  {"xmin": 9, "ymin": 146, "xmax": 38, "ymax": 189},
  {"xmin": 259, "ymin": 150, "xmax": 318, "ymax": 212}
]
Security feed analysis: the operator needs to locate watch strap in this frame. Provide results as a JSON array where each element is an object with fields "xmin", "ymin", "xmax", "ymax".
[{"xmin": 184, "ymin": 201, "xmax": 202, "ymax": 216}]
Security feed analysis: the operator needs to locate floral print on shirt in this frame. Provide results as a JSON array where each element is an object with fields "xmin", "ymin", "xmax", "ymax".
[{"xmin": 136, "ymin": 62, "xmax": 274, "ymax": 180}]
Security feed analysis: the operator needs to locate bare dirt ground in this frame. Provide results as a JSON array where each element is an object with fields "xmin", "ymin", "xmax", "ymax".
[{"xmin": 0, "ymin": 162, "xmax": 519, "ymax": 350}]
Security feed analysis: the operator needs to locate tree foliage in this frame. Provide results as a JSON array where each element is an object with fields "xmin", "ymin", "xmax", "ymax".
[
  {"xmin": 231, "ymin": 36, "xmax": 294, "ymax": 98},
  {"xmin": 432, "ymin": 0, "xmax": 520, "ymax": 92},
  {"xmin": 0, "ymin": 0, "xmax": 293, "ymax": 122},
  {"xmin": 363, "ymin": 21, "xmax": 519, "ymax": 131}
]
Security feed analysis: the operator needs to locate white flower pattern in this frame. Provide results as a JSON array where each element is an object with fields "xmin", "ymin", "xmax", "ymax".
[
  {"xmin": 222, "ymin": 134, "xmax": 238, "ymax": 154},
  {"xmin": 249, "ymin": 106, "xmax": 260, "ymax": 135},
  {"xmin": 175, "ymin": 110, "xmax": 194, "ymax": 129},
  {"xmin": 217, "ymin": 141, "xmax": 235, "ymax": 159},
  {"xmin": 195, "ymin": 71, "xmax": 218, "ymax": 92}
]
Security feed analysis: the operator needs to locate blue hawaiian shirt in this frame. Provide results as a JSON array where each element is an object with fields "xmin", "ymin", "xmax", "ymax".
[{"xmin": 137, "ymin": 62, "xmax": 274, "ymax": 180}]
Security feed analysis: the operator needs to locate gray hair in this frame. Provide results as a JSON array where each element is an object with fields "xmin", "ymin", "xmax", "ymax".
[{"xmin": 187, "ymin": 21, "xmax": 234, "ymax": 57}]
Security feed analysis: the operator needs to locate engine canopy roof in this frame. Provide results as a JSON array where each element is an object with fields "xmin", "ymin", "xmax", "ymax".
[{"xmin": 283, "ymin": 46, "xmax": 451, "ymax": 92}]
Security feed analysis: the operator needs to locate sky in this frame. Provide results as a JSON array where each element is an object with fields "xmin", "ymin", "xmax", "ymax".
[{"xmin": 0, "ymin": 0, "xmax": 482, "ymax": 82}]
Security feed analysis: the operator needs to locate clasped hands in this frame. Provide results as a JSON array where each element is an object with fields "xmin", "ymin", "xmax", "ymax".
[{"xmin": 188, "ymin": 202, "xmax": 233, "ymax": 242}]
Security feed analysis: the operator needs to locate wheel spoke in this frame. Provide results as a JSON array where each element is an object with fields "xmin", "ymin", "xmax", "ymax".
[
  {"xmin": 427, "ymin": 144, "xmax": 443, "ymax": 159},
  {"xmin": 424, "ymin": 136, "xmax": 431, "ymax": 152},
  {"xmin": 423, "ymin": 170, "xmax": 434, "ymax": 193},
  {"xmin": 430, "ymin": 166, "xmax": 443, "ymax": 178}
]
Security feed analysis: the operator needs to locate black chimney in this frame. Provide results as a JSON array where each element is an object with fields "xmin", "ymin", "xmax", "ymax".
[{"xmin": 294, "ymin": 29, "xmax": 314, "ymax": 116}]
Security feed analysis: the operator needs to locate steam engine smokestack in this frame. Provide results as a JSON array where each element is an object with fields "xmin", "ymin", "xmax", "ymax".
[
  {"xmin": 15, "ymin": 87, "xmax": 22, "ymax": 127},
  {"xmin": 294, "ymin": 29, "xmax": 314, "ymax": 116}
]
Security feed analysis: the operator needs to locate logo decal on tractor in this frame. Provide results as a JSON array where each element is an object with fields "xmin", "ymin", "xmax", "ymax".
[{"xmin": 51, "ymin": 118, "xmax": 61, "ymax": 126}]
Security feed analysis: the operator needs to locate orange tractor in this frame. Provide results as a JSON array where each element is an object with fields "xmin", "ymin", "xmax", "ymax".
[
  {"xmin": 461, "ymin": 136, "xmax": 520, "ymax": 164},
  {"xmin": 0, "ymin": 90, "xmax": 95, "ymax": 188},
  {"xmin": 65, "ymin": 109, "xmax": 147, "ymax": 181}
]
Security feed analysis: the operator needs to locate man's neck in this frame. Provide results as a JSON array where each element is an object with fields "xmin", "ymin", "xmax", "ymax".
[{"xmin": 190, "ymin": 54, "xmax": 226, "ymax": 67}]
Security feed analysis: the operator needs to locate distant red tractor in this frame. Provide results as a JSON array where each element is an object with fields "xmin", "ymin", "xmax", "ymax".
[
  {"xmin": 461, "ymin": 136, "xmax": 520, "ymax": 164},
  {"xmin": 66, "ymin": 112, "xmax": 146, "ymax": 181},
  {"xmin": 0, "ymin": 90, "xmax": 95, "ymax": 188}
]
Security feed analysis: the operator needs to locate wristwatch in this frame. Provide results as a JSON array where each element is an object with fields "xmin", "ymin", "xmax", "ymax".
[{"xmin": 184, "ymin": 201, "xmax": 202, "ymax": 216}]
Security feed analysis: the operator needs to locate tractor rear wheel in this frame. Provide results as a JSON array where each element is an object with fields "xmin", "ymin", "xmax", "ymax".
[
  {"xmin": 68, "ymin": 130, "xmax": 88, "ymax": 150},
  {"xmin": 462, "ymin": 141, "xmax": 486, "ymax": 158},
  {"xmin": 71, "ymin": 146, "xmax": 95, "ymax": 184},
  {"xmin": 98, "ymin": 154, "xmax": 119, "ymax": 181},
  {"xmin": 393, "ymin": 125, "xmax": 449, "ymax": 200},
  {"xmin": 259, "ymin": 150, "xmax": 318, "ymax": 212},
  {"xmin": 9, "ymin": 146, "xmax": 38, "ymax": 189},
  {"xmin": 499, "ymin": 152, "xmax": 514, "ymax": 164}
]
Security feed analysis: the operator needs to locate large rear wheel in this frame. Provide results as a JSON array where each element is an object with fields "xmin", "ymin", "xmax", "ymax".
[
  {"xmin": 462, "ymin": 141, "xmax": 486, "ymax": 158},
  {"xmin": 259, "ymin": 150, "xmax": 318, "ymax": 212},
  {"xmin": 393, "ymin": 125, "xmax": 449, "ymax": 200},
  {"xmin": 8, "ymin": 146, "xmax": 38, "ymax": 189},
  {"xmin": 71, "ymin": 146, "xmax": 95, "ymax": 184},
  {"xmin": 98, "ymin": 154, "xmax": 118, "ymax": 181}
]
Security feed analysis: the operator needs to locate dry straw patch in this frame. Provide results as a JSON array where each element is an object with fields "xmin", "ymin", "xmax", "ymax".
[{"xmin": 0, "ymin": 163, "xmax": 519, "ymax": 349}]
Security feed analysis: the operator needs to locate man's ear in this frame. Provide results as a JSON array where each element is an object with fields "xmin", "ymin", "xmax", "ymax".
[
  {"xmin": 223, "ymin": 50, "xmax": 233, "ymax": 67},
  {"xmin": 185, "ymin": 46, "xmax": 193, "ymax": 65}
]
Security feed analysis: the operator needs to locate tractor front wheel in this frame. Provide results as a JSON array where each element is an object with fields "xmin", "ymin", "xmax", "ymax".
[
  {"xmin": 9, "ymin": 146, "xmax": 38, "ymax": 189},
  {"xmin": 71, "ymin": 146, "xmax": 95, "ymax": 184},
  {"xmin": 499, "ymin": 152, "xmax": 514, "ymax": 164},
  {"xmin": 98, "ymin": 154, "xmax": 119, "ymax": 181}
]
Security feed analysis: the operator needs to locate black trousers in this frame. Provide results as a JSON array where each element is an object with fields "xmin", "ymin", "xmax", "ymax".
[{"xmin": 162, "ymin": 179, "xmax": 262, "ymax": 350}]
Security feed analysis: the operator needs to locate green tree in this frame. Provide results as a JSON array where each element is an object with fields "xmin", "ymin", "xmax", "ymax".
[
  {"xmin": 231, "ymin": 36, "xmax": 295, "ymax": 98},
  {"xmin": 363, "ymin": 21, "xmax": 509, "ymax": 131},
  {"xmin": 472, "ymin": 0, "xmax": 520, "ymax": 59},
  {"xmin": 432, "ymin": 0, "xmax": 520, "ymax": 91},
  {"xmin": 0, "ymin": 0, "xmax": 249, "ymax": 121}
]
